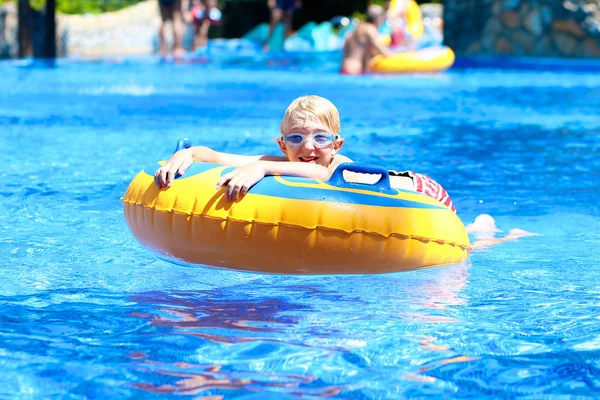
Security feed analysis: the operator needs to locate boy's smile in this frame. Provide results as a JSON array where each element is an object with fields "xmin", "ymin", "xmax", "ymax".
[{"xmin": 298, "ymin": 156, "xmax": 319, "ymax": 163}]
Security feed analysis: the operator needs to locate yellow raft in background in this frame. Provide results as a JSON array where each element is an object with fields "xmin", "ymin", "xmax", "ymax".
[
  {"xmin": 122, "ymin": 162, "xmax": 470, "ymax": 274},
  {"xmin": 369, "ymin": 46, "xmax": 455, "ymax": 74}
]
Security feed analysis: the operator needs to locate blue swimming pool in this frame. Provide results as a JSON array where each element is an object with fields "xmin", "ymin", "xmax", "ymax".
[{"xmin": 1, "ymin": 55, "xmax": 599, "ymax": 398}]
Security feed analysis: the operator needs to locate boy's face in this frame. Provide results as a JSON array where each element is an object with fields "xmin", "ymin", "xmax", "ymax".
[{"xmin": 277, "ymin": 117, "xmax": 343, "ymax": 167}]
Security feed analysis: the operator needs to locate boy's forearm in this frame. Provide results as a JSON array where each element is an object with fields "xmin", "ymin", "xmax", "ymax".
[
  {"xmin": 259, "ymin": 161, "xmax": 331, "ymax": 181},
  {"xmin": 187, "ymin": 146, "xmax": 266, "ymax": 167},
  {"xmin": 189, "ymin": 146, "xmax": 217, "ymax": 163}
]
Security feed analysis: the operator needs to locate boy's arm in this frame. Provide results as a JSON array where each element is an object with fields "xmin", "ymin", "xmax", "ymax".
[
  {"xmin": 154, "ymin": 146, "xmax": 286, "ymax": 188},
  {"xmin": 190, "ymin": 146, "xmax": 286, "ymax": 165},
  {"xmin": 218, "ymin": 154, "xmax": 359, "ymax": 201},
  {"xmin": 217, "ymin": 161, "xmax": 334, "ymax": 201}
]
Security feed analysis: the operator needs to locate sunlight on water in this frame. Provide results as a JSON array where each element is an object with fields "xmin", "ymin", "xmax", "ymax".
[{"xmin": 1, "ymin": 57, "xmax": 599, "ymax": 398}]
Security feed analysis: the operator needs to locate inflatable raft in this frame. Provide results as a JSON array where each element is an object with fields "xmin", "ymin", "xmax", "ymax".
[
  {"xmin": 369, "ymin": 45, "xmax": 455, "ymax": 74},
  {"xmin": 122, "ymin": 159, "xmax": 470, "ymax": 274}
]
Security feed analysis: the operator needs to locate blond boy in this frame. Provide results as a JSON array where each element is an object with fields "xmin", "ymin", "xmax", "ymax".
[{"xmin": 154, "ymin": 95, "xmax": 452, "ymax": 210}]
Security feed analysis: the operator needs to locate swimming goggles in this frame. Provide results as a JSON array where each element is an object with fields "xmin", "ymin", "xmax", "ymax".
[{"xmin": 281, "ymin": 132, "xmax": 340, "ymax": 148}]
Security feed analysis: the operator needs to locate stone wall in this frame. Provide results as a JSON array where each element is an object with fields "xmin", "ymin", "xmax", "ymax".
[
  {"xmin": 0, "ymin": 0, "xmax": 160, "ymax": 59},
  {"xmin": 58, "ymin": 0, "xmax": 160, "ymax": 57},
  {"xmin": 444, "ymin": 0, "xmax": 600, "ymax": 58}
]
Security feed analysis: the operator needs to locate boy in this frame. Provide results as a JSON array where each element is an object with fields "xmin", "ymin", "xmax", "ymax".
[{"xmin": 154, "ymin": 95, "xmax": 455, "ymax": 211}]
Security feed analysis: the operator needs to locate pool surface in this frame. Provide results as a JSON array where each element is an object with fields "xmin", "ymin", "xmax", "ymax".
[{"xmin": 1, "ymin": 55, "xmax": 599, "ymax": 398}]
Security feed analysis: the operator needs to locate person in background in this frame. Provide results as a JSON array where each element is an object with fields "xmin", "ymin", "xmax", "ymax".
[
  {"xmin": 384, "ymin": 0, "xmax": 408, "ymax": 47},
  {"xmin": 188, "ymin": 0, "xmax": 222, "ymax": 52},
  {"xmin": 158, "ymin": 0, "xmax": 186, "ymax": 57},
  {"xmin": 263, "ymin": 0, "xmax": 302, "ymax": 51},
  {"xmin": 384, "ymin": 0, "xmax": 422, "ymax": 48},
  {"xmin": 341, "ymin": 4, "xmax": 393, "ymax": 75}
]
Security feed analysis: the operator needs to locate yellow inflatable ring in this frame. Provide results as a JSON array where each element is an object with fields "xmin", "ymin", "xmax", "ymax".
[
  {"xmin": 369, "ymin": 46, "xmax": 455, "ymax": 74},
  {"xmin": 122, "ymin": 151, "xmax": 470, "ymax": 275}
]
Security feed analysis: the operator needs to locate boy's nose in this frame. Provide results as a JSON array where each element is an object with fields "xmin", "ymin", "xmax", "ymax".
[{"xmin": 302, "ymin": 139, "xmax": 316, "ymax": 150}]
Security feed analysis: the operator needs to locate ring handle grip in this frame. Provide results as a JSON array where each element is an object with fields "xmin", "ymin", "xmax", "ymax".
[
  {"xmin": 175, "ymin": 138, "xmax": 193, "ymax": 153},
  {"xmin": 327, "ymin": 163, "xmax": 395, "ymax": 194}
]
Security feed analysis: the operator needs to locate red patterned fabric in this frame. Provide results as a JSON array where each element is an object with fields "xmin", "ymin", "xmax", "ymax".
[
  {"xmin": 410, "ymin": 172, "xmax": 456, "ymax": 213},
  {"xmin": 388, "ymin": 170, "xmax": 456, "ymax": 213}
]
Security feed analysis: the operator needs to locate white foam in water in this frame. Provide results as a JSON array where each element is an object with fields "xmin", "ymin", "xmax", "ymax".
[{"xmin": 81, "ymin": 84, "xmax": 156, "ymax": 96}]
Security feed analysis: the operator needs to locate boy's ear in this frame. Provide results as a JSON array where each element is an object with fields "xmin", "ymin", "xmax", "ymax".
[
  {"xmin": 277, "ymin": 138, "xmax": 287, "ymax": 155},
  {"xmin": 332, "ymin": 137, "xmax": 344, "ymax": 154}
]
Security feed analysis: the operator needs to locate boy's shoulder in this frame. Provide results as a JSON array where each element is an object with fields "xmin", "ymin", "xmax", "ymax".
[
  {"xmin": 333, "ymin": 154, "xmax": 353, "ymax": 165},
  {"xmin": 327, "ymin": 154, "xmax": 353, "ymax": 172}
]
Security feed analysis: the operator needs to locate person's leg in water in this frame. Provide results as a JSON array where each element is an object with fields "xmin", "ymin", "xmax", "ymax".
[
  {"xmin": 158, "ymin": 0, "xmax": 175, "ymax": 56},
  {"xmin": 171, "ymin": 0, "xmax": 187, "ymax": 57},
  {"xmin": 189, "ymin": 0, "xmax": 204, "ymax": 51},
  {"xmin": 264, "ymin": 0, "xmax": 282, "ymax": 51},
  {"xmin": 467, "ymin": 214, "xmax": 539, "ymax": 251},
  {"xmin": 282, "ymin": 7, "xmax": 293, "ymax": 39},
  {"xmin": 198, "ymin": 8, "xmax": 211, "ymax": 50},
  {"xmin": 158, "ymin": 0, "xmax": 186, "ymax": 57},
  {"xmin": 195, "ymin": 18, "xmax": 211, "ymax": 51},
  {"xmin": 192, "ymin": 0, "xmax": 218, "ymax": 51},
  {"xmin": 264, "ymin": 0, "xmax": 297, "ymax": 51}
]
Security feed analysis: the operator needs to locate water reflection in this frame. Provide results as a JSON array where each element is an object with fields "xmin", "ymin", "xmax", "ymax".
[
  {"xmin": 128, "ymin": 262, "xmax": 472, "ymax": 397},
  {"xmin": 130, "ymin": 293, "xmax": 314, "ymax": 339},
  {"xmin": 130, "ymin": 356, "xmax": 343, "ymax": 398},
  {"xmin": 129, "ymin": 289, "xmax": 347, "ymax": 397}
]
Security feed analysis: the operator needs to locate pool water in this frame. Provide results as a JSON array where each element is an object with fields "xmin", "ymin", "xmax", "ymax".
[{"xmin": 1, "ymin": 56, "xmax": 599, "ymax": 398}]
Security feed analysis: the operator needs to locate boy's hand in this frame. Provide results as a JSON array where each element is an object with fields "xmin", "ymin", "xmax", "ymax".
[
  {"xmin": 154, "ymin": 149, "xmax": 194, "ymax": 189},
  {"xmin": 216, "ymin": 162, "xmax": 266, "ymax": 201}
]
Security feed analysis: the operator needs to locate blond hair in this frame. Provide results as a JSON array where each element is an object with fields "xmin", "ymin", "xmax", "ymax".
[{"xmin": 280, "ymin": 95, "xmax": 341, "ymax": 135}]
